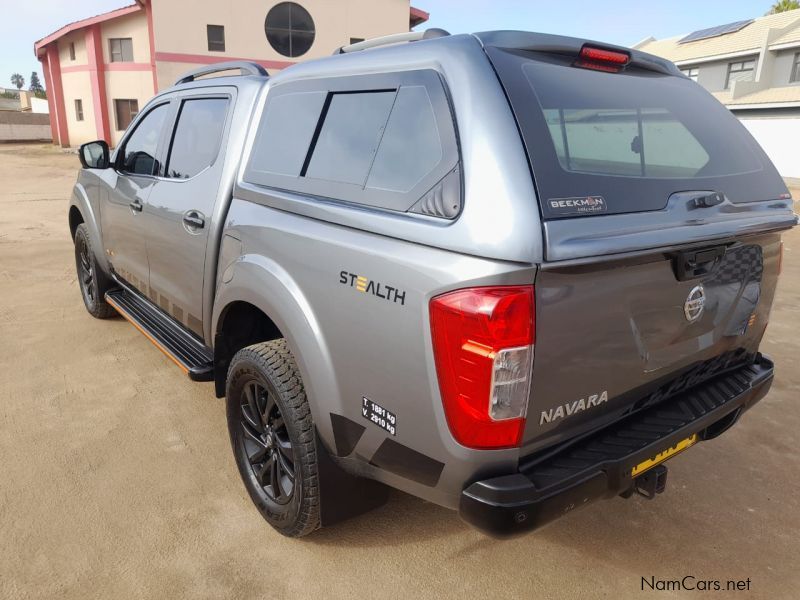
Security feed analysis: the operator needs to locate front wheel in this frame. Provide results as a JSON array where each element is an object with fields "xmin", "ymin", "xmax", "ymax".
[
  {"xmin": 226, "ymin": 339, "xmax": 320, "ymax": 537},
  {"xmin": 73, "ymin": 223, "xmax": 115, "ymax": 319}
]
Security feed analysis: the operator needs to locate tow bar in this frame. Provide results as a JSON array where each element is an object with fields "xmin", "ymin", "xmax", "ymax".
[
  {"xmin": 634, "ymin": 465, "xmax": 669, "ymax": 499},
  {"xmin": 619, "ymin": 464, "xmax": 669, "ymax": 500}
]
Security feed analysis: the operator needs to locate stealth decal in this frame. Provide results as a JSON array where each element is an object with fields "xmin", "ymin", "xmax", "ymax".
[{"xmin": 339, "ymin": 271, "xmax": 407, "ymax": 305}]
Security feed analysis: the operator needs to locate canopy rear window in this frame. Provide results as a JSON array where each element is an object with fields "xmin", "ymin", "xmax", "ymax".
[{"xmin": 485, "ymin": 47, "xmax": 786, "ymax": 219}]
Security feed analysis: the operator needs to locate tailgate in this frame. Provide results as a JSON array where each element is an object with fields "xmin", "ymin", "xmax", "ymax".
[{"xmin": 526, "ymin": 231, "xmax": 783, "ymax": 450}]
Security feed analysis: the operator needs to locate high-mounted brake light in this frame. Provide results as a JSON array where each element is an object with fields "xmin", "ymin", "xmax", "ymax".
[
  {"xmin": 430, "ymin": 286, "xmax": 534, "ymax": 449},
  {"xmin": 579, "ymin": 45, "xmax": 630, "ymax": 65}
]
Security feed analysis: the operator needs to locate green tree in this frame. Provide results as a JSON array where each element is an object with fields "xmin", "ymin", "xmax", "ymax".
[
  {"xmin": 767, "ymin": 0, "xmax": 800, "ymax": 14},
  {"xmin": 29, "ymin": 71, "xmax": 44, "ymax": 94},
  {"xmin": 10, "ymin": 73, "xmax": 24, "ymax": 90}
]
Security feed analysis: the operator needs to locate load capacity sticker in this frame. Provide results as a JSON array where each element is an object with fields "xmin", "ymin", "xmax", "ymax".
[{"xmin": 362, "ymin": 397, "xmax": 396, "ymax": 436}]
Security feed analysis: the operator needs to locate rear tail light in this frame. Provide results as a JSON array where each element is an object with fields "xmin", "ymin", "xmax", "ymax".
[{"xmin": 430, "ymin": 286, "xmax": 534, "ymax": 449}]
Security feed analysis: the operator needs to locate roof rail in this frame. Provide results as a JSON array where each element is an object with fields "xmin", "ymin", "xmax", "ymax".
[
  {"xmin": 175, "ymin": 61, "xmax": 268, "ymax": 86},
  {"xmin": 334, "ymin": 28, "xmax": 450, "ymax": 55}
]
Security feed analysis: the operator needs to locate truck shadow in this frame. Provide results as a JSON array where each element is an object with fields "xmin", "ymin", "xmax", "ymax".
[
  {"xmin": 308, "ymin": 436, "xmax": 789, "ymax": 585},
  {"xmin": 307, "ymin": 488, "xmax": 467, "ymax": 546}
]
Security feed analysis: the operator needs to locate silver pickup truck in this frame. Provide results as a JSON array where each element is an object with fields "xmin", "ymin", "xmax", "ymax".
[{"xmin": 69, "ymin": 29, "xmax": 796, "ymax": 538}]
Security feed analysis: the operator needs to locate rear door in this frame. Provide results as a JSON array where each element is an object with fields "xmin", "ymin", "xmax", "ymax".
[
  {"xmin": 483, "ymin": 42, "xmax": 796, "ymax": 451},
  {"xmin": 102, "ymin": 101, "xmax": 171, "ymax": 293},
  {"xmin": 141, "ymin": 92, "xmax": 232, "ymax": 337}
]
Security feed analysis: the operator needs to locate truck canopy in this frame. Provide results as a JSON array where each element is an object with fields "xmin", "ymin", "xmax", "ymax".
[{"xmin": 478, "ymin": 32, "xmax": 788, "ymax": 220}]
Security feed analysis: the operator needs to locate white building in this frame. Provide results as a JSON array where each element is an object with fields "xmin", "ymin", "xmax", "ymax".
[{"xmin": 637, "ymin": 8, "xmax": 800, "ymax": 178}]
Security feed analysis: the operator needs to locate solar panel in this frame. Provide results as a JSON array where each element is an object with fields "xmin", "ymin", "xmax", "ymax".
[{"xmin": 678, "ymin": 19, "xmax": 754, "ymax": 44}]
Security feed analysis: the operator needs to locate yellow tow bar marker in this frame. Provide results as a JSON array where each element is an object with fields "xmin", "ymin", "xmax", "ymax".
[{"xmin": 631, "ymin": 434, "xmax": 698, "ymax": 477}]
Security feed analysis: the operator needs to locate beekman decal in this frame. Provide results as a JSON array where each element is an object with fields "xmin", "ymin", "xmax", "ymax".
[
  {"xmin": 339, "ymin": 271, "xmax": 407, "ymax": 306},
  {"xmin": 548, "ymin": 195, "xmax": 607, "ymax": 216}
]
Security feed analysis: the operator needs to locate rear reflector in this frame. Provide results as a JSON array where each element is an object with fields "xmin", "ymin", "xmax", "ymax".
[
  {"xmin": 579, "ymin": 45, "xmax": 630, "ymax": 65},
  {"xmin": 430, "ymin": 286, "xmax": 534, "ymax": 449}
]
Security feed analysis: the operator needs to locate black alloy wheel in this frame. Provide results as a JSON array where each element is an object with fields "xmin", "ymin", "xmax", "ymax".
[
  {"xmin": 226, "ymin": 340, "xmax": 321, "ymax": 537},
  {"xmin": 76, "ymin": 233, "xmax": 95, "ymax": 305},
  {"xmin": 239, "ymin": 380, "xmax": 296, "ymax": 504},
  {"xmin": 73, "ymin": 223, "xmax": 115, "ymax": 319}
]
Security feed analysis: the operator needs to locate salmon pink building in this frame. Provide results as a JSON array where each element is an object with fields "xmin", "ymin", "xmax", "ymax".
[{"xmin": 34, "ymin": 0, "xmax": 428, "ymax": 147}]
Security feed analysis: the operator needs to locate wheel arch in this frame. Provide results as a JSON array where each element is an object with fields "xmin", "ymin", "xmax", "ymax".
[
  {"xmin": 212, "ymin": 254, "xmax": 341, "ymax": 448},
  {"xmin": 68, "ymin": 205, "xmax": 84, "ymax": 240},
  {"xmin": 69, "ymin": 181, "xmax": 110, "ymax": 274},
  {"xmin": 213, "ymin": 300, "xmax": 283, "ymax": 397}
]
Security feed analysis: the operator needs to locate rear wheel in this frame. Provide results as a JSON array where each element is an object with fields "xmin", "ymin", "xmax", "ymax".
[
  {"xmin": 226, "ymin": 339, "xmax": 320, "ymax": 537},
  {"xmin": 74, "ymin": 223, "xmax": 115, "ymax": 319}
]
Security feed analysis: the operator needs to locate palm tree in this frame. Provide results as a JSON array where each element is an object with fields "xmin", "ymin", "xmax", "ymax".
[
  {"xmin": 10, "ymin": 73, "xmax": 24, "ymax": 90},
  {"xmin": 767, "ymin": 0, "xmax": 800, "ymax": 14}
]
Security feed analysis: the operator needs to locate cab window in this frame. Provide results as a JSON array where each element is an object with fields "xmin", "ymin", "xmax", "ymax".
[
  {"xmin": 165, "ymin": 98, "xmax": 229, "ymax": 179},
  {"xmin": 118, "ymin": 103, "xmax": 170, "ymax": 176}
]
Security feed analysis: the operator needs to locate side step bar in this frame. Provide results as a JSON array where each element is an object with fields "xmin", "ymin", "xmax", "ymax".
[{"xmin": 105, "ymin": 289, "xmax": 214, "ymax": 382}]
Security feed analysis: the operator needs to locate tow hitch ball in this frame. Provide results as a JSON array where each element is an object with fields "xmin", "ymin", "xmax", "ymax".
[{"xmin": 620, "ymin": 465, "xmax": 669, "ymax": 500}]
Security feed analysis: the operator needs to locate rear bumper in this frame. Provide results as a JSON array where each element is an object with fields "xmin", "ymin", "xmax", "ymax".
[{"xmin": 459, "ymin": 353, "xmax": 774, "ymax": 538}]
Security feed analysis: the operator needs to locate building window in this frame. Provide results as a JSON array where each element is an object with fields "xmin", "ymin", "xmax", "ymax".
[
  {"xmin": 207, "ymin": 25, "xmax": 225, "ymax": 52},
  {"xmin": 114, "ymin": 99, "xmax": 140, "ymax": 131},
  {"xmin": 349, "ymin": 37, "xmax": 365, "ymax": 45},
  {"xmin": 74, "ymin": 99, "xmax": 84, "ymax": 121},
  {"xmin": 109, "ymin": 38, "xmax": 134, "ymax": 63},
  {"xmin": 681, "ymin": 67, "xmax": 699, "ymax": 82},
  {"xmin": 265, "ymin": 2, "xmax": 315, "ymax": 58},
  {"xmin": 69, "ymin": 42, "xmax": 76, "ymax": 61},
  {"xmin": 725, "ymin": 59, "xmax": 756, "ymax": 89},
  {"xmin": 791, "ymin": 52, "xmax": 800, "ymax": 83}
]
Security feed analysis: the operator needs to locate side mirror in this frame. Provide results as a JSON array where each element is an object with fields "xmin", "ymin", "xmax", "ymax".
[{"xmin": 79, "ymin": 140, "xmax": 110, "ymax": 169}]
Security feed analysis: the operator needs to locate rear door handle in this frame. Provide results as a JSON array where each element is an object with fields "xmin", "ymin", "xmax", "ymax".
[
  {"xmin": 129, "ymin": 199, "xmax": 143, "ymax": 213},
  {"xmin": 672, "ymin": 245, "xmax": 727, "ymax": 281},
  {"xmin": 183, "ymin": 212, "xmax": 205, "ymax": 229}
]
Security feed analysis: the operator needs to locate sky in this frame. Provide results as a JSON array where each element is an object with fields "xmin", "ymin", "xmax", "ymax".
[{"xmin": 0, "ymin": 0, "xmax": 781, "ymax": 91}]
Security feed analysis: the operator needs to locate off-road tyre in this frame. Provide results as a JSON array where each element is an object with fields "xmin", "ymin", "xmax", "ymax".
[
  {"xmin": 226, "ymin": 339, "xmax": 321, "ymax": 537},
  {"xmin": 73, "ymin": 223, "xmax": 116, "ymax": 319}
]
